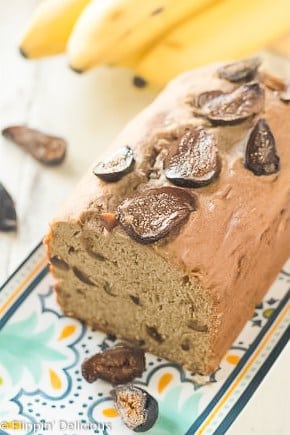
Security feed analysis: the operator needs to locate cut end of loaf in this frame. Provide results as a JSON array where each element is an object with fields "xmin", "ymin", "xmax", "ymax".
[{"xmin": 45, "ymin": 216, "xmax": 215, "ymax": 374}]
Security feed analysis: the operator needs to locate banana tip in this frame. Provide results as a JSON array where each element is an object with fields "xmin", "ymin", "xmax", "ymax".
[
  {"xmin": 69, "ymin": 65, "xmax": 84, "ymax": 74},
  {"xmin": 19, "ymin": 46, "xmax": 29, "ymax": 59},
  {"xmin": 133, "ymin": 76, "xmax": 148, "ymax": 88}
]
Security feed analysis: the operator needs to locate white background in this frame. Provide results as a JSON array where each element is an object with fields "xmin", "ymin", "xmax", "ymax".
[{"xmin": 0, "ymin": 1, "xmax": 289, "ymax": 434}]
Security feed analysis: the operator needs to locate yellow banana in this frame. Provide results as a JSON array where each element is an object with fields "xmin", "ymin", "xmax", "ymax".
[
  {"xmin": 20, "ymin": 0, "xmax": 91, "ymax": 59},
  {"xmin": 135, "ymin": 0, "xmax": 290, "ymax": 88},
  {"xmin": 68, "ymin": 0, "xmax": 217, "ymax": 72}
]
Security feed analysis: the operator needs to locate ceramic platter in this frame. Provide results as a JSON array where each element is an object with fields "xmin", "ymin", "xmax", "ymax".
[{"xmin": 0, "ymin": 244, "xmax": 289, "ymax": 435}]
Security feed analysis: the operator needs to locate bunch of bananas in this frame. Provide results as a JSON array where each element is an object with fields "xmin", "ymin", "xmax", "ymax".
[{"xmin": 20, "ymin": 0, "xmax": 290, "ymax": 88}]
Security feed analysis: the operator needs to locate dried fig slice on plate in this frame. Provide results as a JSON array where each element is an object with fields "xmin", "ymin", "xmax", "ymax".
[
  {"xmin": 81, "ymin": 344, "xmax": 145, "ymax": 384},
  {"xmin": 93, "ymin": 146, "xmax": 134, "ymax": 182},
  {"xmin": 117, "ymin": 186, "xmax": 196, "ymax": 244},
  {"xmin": 164, "ymin": 128, "xmax": 220, "ymax": 188},
  {"xmin": 245, "ymin": 119, "xmax": 280, "ymax": 176},
  {"xmin": 0, "ymin": 182, "xmax": 17, "ymax": 232},
  {"xmin": 196, "ymin": 83, "xmax": 264, "ymax": 124},
  {"xmin": 112, "ymin": 384, "xmax": 158, "ymax": 432},
  {"xmin": 2, "ymin": 125, "xmax": 66, "ymax": 165},
  {"xmin": 217, "ymin": 57, "xmax": 261, "ymax": 82}
]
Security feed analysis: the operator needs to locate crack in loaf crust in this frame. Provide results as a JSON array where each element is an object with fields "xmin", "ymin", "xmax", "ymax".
[{"xmin": 45, "ymin": 62, "xmax": 290, "ymax": 374}]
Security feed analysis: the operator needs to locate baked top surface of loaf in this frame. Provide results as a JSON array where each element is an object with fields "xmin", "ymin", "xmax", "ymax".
[{"xmin": 53, "ymin": 62, "xmax": 290, "ymax": 295}]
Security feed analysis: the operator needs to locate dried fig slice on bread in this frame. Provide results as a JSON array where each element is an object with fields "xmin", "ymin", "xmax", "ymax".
[
  {"xmin": 195, "ymin": 90, "xmax": 224, "ymax": 108},
  {"xmin": 195, "ymin": 83, "xmax": 264, "ymax": 124},
  {"xmin": 93, "ymin": 146, "xmax": 134, "ymax": 182},
  {"xmin": 117, "ymin": 187, "xmax": 196, "ymax": 244},
  {"xmin": 245, "ymin": 118, "xmax": 280, "ymax": 176},
  {"xmin": 217, "ymin": 57, "xmax": 261, "ymax": 82},
  {"xmin": 164, "ymin": 128, "xmax": 220, "ymax": 188}
]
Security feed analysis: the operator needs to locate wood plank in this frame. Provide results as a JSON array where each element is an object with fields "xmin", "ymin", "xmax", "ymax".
[{"xmin": 0, "ymin": 0, "xmax": 156, "ymax": 284}]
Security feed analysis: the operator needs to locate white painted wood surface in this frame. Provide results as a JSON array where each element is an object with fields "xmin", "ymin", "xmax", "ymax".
[
  {"xmin": 0, "ymin": 1, "xmax": 289, "ymax": 434},
  {"xmin": 0, "ymin": 0, "xmax": 156, "ymax": 283}
]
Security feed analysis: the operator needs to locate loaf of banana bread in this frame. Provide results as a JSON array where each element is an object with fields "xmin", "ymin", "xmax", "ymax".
[{"xmin": 45, "ymin": 60, "xmax": 290, "ymax": 374}]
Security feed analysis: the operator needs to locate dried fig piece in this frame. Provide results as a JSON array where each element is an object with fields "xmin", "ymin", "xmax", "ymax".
[
  {"xmin": 99, "ymin": 212, "xmax": 118, "ymax": 231},
  {"xmin": 81, "ymin": 344, "xmax": 145, "ymax": 384},
  {"xmin": 187, "ymin": 319, "xmax": 208, "ymax": 332},
  {"xmin": 280, "ymin": 85, "xmax": 290, "ymax": 103},
  {"xmin": 0, "ymin": 183, "xmax": 17, "ymax": 232},
  {"xmin": 164, "ymin": 128, "xmax": 220, "ymax": 187},
  {"xmin": 2, "ymin": 126, "xmax": 66, "ymax": 165},
  {"xmin": 130, "ymin": 295, "xmax": 140, "ymax": 305},
  {"xmin": 72, "ymin": 267, "xmax": 95, "ymax": 285},
  {"xmin": 217, "ymin": 57, "xmax": 261, "ymax": 82},
  {"xmin": 196, "ymin": 83, "xmax": 264, "ymax": 124},
  {"xmin": 93, "ymin": 146, "xmax": 134, "ymax": 182},
  {"xmin": 50, "ymin": 256, "xmax": 70, "ymax": 271},
  {"xmin": 112, "ymin": 384, "xmax": 158, "ymax": 432},
  {"xmin": 181, "ymin": 338, "xmax": 190, "ymax": 351},
  {"xmin": 245, "ymin": 119, "xmax": 280, "ymax": 176},
  {"xmin": 117, "ymin": 187, "xmax": 196, "ymax": 244},
  {"xmin": 146, "ymin": 325, "xmax": 164, "ymax": 343}
]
